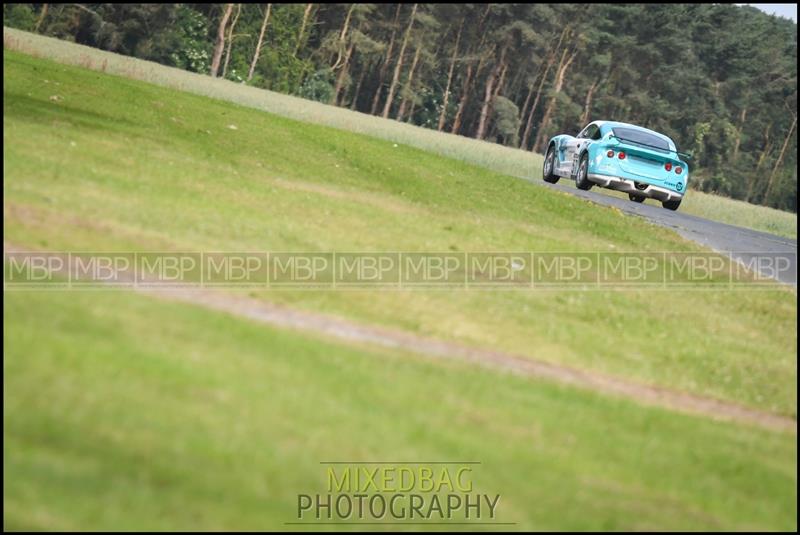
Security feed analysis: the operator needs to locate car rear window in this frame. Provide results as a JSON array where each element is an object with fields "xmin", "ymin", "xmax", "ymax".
[{"xmin": 612, "ymin": 127, "xmax": 671, "ymax": 152}]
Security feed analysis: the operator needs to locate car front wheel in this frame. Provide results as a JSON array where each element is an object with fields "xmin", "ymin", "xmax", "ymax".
[
  {"xmin": 628, "ymin": 194, "xmax": 645, "ymax": 203},
  {"xmin": 662, "ymin": 199, "xmax": 682, "ymax": 211}
]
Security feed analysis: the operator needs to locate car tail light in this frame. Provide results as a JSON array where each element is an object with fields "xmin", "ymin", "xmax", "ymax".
[
  {"xmin": 675, "ymin": 166, "xmax": 683, "ymax": 175},
  {"xmin": 618, "ymin": 152, "xmax": 626, "ymax": 160},
  {"xmin": 665, "ymin": 162, "xmax": 672, "ymax": 172},
  {"xmin": 607, "ymin": 150, "xmax": 615, "ymax": 158}
]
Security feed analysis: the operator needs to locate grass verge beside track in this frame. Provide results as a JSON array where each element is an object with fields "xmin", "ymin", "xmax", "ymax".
[{"xmin": 3, "ymin": 290, "xmax": 797, "ymax": 530}]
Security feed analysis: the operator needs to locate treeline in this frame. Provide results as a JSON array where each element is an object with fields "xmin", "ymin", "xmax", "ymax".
[{"xmin": 4, "ymin": 3, "xmax": 797, "ymax": 211}]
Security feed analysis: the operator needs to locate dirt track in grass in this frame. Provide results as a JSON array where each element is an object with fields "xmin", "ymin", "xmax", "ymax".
[{"xmin": 4, "ymin": 242, "xmax": 796, "ymax": 433}]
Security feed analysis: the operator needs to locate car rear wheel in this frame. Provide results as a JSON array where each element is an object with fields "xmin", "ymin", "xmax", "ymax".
[
  {"xmin": 628, "ymin": 194, "xmax": 645, "ymax": 203},
  {"xmin": 662, "ymin": 199, "xmax": 682, "ymax": 211},
  {"xmin": 543, "ymin": 146, "xmax": 559, "ymax": 184},
  {"xmin": 575, "ymin": 153, "xmax": 592, "ymax": 190}
]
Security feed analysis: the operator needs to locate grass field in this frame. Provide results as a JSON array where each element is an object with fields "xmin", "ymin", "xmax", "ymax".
[
  {"xmin": 4, "ymin": 290, "xmax": 797, "ymax": 530},
  {"xmin": 3, "ymin": 45, "xmax": 797, "ymax": 530},
  {"xmin": 4, "ymin": 51, "xmax": 796, "ymax": 415},
  {"xmin": 3, "ymin": 27, "xmax": 796, "ymax": 239}
]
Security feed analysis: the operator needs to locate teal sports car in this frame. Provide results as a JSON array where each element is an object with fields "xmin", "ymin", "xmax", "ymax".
[{"xmin": 543, "ymin": 121, "xmax": 689, "ymax": 210}]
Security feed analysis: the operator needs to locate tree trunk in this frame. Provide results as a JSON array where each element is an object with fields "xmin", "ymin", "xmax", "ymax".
[
  {"xmin": 763, "ymin": 114, "xmax": 797, "ymax": 204},
  {"xmin": 483, "ymin": 61, "xmax": 508, "ymax": 141},
  {"xmin": 450, "ymin": 63, "xmax": 473, "ymax": 135},
  {"xmin": 519, "ymin": 28, "xmax": 567, "ymax": 149},
  {"xmin": 382, "ymin": 3, "xmax": 417, "ymax": 118},
  {"xmin": 475, "ymin": 46, "xmax": 507, "ymax": 140},
  {"xmin": 370, "ymin": 4, "xmax": 402, "ymax": 115},
  {"xmin": 478, "ymin": 3, "xmax": 492, "ymax": 29},
  {"xmin": 520, "ymin": 68, "xmax": 549, "ymax": 149},
  {"xmin": 350, "ymin": 64, "xmax": 367, "ymax": 110},
  {"xmin": 732, "ymin": 105, "xmax": 748, "ymax": 163},
  {"xmin": 294, "ymin": 3, "xmax": 314, "ymax": 56},
  {"xmin": 396, "ymin": 44, "xmax": 422, "ymax": 121},
  {"xmin": 437, "ymin": 18, "xmax": 463, "ymax": 131},
  {"xmin": 449, "ymin": 6, "xmax": 491, "ymax": 135},
  {"xmin": 460, "ymin": 48, "xmax": 491, "ymax": 134},
  {"xmin": 222, "ymin": 3, "xmax": 242, "ymax": 79},
  {"xmin": 210, "ymin": 3, "xmax": 234, "ymax": 78},
  {"xmin": 493, "ymin": 61, "xmax": 508, "ymax": 99},
  {"xmin": 247, "ymin": 3, "xmax": 272, "ymax": 82},
  {"xmin": 580, "ymin": 79, "xmax": 599, "ymax": 125},
  {"xmin": 34, "ymin": 3, "xmax": 48, "ymax": 33},
  {"xmin": 332, "ymin": 3, "xmax": 356, "ymax": 70},
  {"xmin": 746, "ymin": 124, "xmax": 771, "ymax": 202},
  {"xmin": 407, "ymin": 100, "xmax": 417, "ymax": 123},
  {"xmin": 333, "ymin": 40, "xmax": 356, "ymax": 105},
  {"xmin": 533, "ymin": 46, "xmax": 577, "ymax": 153},
  {"xmin": 516, "ymin": 85, "xmax": 535, "ymax": 142},
  {"xmin": 507, "ymin": 57, "xmax": 529, "ymax": 103}
]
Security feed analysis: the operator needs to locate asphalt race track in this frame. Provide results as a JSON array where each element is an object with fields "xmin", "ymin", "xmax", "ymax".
[{"xmin": 523, "ymin": 177, "xmax": 797, "ymax": 286}]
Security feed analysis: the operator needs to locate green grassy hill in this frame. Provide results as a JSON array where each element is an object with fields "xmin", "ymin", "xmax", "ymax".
[
  {"xmin": 4, "ymin": 27, "xmax": 797, "ymax": 239},
  {"xmin": 4, "ymin": 51, "xmax": 795, "ymax": 414},
  {"xmin": 3, "ymin": 49, "xmax": 797, "ymax": 530}
]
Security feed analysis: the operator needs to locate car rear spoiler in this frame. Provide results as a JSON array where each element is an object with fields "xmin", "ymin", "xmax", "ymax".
[{"xmin": 610, "ymin": 135, "xmax": 692, "ymax": 161}]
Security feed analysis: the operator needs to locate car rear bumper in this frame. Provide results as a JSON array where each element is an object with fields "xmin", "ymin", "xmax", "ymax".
[{"xmin": 587, "ymin": 173, "xmax": 683, "ymax": 202}]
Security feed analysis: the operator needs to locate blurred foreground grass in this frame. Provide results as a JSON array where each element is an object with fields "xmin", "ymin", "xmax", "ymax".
[{"xmin": 4, "ymin": 290, "xmax": 797, "ymax": 530}]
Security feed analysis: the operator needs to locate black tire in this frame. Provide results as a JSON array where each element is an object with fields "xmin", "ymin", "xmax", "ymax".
[
  {"xmin": 628, "ymin": 193, "xmax": 645, "ymax": 203},
  {"xmin": 543, "ymin": 145, "xmax": 560, "ymax": 184},
  {"xmin": 575, "ymin": 153, "xmax": 592, "ymax": 190},
  {"xmin": 662, "ymin": 199, "xmax": 682, "ymax": 211}
]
